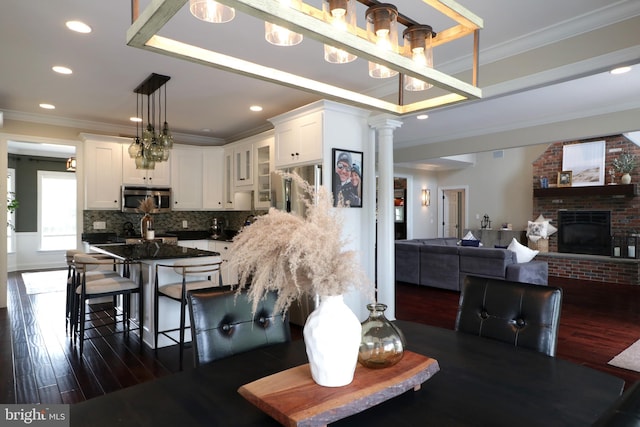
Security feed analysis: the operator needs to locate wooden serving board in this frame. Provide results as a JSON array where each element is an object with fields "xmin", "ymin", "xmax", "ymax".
[{"xmin": 238, "ymin": 351, "xmax": 439, "ymax": 427}]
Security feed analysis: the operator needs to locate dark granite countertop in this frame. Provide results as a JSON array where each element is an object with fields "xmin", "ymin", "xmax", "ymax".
[{"xmin": 91, "ymin": 242, "xmax": 220, "ymax": 261}]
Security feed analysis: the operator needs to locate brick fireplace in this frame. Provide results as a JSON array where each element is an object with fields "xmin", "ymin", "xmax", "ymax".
[{"xmin": 531, "ymin": 134, "xmax": 640, "ymax": 285}]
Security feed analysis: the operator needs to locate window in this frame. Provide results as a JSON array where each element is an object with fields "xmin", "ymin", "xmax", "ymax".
[
  {"xmin": 7, "ymin": 168, "xmax": 16, "ymax": 253},
  {"xmin": 38, "ymin": 170, "xmax": 76, "ymax": 251}
]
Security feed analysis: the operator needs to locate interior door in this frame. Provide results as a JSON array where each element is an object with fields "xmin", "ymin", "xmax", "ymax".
[{"xmin": 442, "ymin": 189, "xmax": 466, "ymax": 239}]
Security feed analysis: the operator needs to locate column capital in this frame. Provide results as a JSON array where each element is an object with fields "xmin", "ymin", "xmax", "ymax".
[{"xmin": 368, "ymin": 114, "xmax": 403, "ymax": 131}]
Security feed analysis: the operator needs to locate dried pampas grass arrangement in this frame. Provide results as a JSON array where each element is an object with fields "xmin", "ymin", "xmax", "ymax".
[
  {"xmin": 137, "ymin": 197, "xmax": 156, "ymax": 214},
  {"xmin": 230, "ymin": 172, "xmax": 373, "ymax": 315}
]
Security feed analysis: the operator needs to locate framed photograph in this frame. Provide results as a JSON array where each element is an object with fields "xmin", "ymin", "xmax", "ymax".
[
  {"xmin": 332, "ymin": 148, "xmax": 362, "ymax": 208},
  {"xmin": 562, "ymin": 140, "xmax": 605, "ymax": 186},
  {"xmin": 558, "ymin": 171, "xmax": 572, "ymax": 187}
]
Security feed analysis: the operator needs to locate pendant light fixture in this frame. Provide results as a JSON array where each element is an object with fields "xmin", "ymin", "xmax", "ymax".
[
  {"xmin": 129, "ymin": 0, "xmax": 483, "ymax": 116},
  {"xmin": 265, "ymin": 0, "xmax": 303, "ymax": 46},
  {"xmin": 189, "ymin": 0, "xmax": 235, "ymax": 23},
  {"xmin": 323, "ymin": 0, "xmax": 357, "ymax": 64},
  {"xmin": 403, "ymin": 25, "xmax": 435, "ymax": 91},
  {"xmin": 131, "ymin": 73, "xmax": 172, "ymax": 170},
  {"xmin": 366, "ymin": 4, "xmax": 399, "ymax": 79}
]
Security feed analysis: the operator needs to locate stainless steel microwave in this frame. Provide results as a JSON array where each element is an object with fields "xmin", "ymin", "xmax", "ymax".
[{"xmin": 121, "ymin": 186, "xmax": 172, "ymax": 213}]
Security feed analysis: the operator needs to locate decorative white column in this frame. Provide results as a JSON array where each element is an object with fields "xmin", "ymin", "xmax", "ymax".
[{"xmin": 369, "ymin": 116, "xmax": 402, "ymax": 319}]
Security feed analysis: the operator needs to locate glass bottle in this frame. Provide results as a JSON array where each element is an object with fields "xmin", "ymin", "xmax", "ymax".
[
  {"xmin": 358, "ymin": 303, "xmax": 405, "ymax": 369},
  {"xmin": 141, "ymin": 214, "xmax": 154, "ymax": 240}
]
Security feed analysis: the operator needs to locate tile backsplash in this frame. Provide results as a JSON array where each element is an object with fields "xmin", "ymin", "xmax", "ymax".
[{"xmin": 83, "ymin": 210, "xmax": 263, "ymax": 237}]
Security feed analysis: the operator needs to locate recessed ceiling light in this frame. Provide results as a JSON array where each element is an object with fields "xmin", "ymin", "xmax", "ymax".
[
  {"xmin": 202, "ymin": 128, "xmax": 212, "ymax": 132},
  {"xmin": 52, "ymin": 66, "xmax": 72, "ymax": 75},
  {"xmin": 39, "ymin": 103, "xmax": 55, "ymax": 110},
  {"xmin": 417, "ymin": 114, "xmax": 429, "ymax": 120},
  {"xmin": 130, "ymin": 117, "xmax": 142, "ymax": 122},
  {"xmin": 65, "ymin": 20, "xmax": 92, "ymax": 34},
  {"xmin": 250, "ymin": 105, "xmax": 263, "ymax": 112},
  {"xmin": 610, "ymin": 66, "xmax": 631, "ymax": 75}
]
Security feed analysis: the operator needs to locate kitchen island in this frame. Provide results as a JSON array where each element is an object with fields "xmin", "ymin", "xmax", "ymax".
[{"xmin": 90, "ymin": 242, "xmax": 222, "ymax": 348}]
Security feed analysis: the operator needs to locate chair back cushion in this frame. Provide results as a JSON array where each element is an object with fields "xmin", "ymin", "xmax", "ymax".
[
  {"xmin": 455, "ymin": 276, "xmax": 562, "ymax": 356},
  {"xmin": 187, "ymin": 289, "xmax": 291, "ymax": 366}
]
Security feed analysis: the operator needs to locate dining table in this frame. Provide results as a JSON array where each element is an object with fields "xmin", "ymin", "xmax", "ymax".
[{"xmin": 71, "ymin": 320, "xmax": 624, "ymax": 426}]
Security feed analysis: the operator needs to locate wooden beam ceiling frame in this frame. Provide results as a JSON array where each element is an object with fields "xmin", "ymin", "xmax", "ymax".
[{"xmin": 127, "ymin": 0, "xmax": 482, "ymax": 116}]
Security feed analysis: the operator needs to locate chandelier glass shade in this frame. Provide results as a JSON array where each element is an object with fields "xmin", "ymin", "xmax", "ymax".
[
  {"xmin": 403, "ymin": 25, "xmax": 434, "ymax": 92},
  {"xmin": 265, "ymin": 0, "xmax": 303, "ymax": 46},
  {"xmin": 365, "ymin": 4, "xmax": 399, "ymax": 79},
  {"xmin": 189, "ymin": 0, "xmax": 235, "ymax": 23},
  {"xmin": 323, "ymin": 0, "xmax": 357, "ymax": 64},
  {"xmin": 128, "ymin": 73, "xmax": 172, "ymax": 170}
]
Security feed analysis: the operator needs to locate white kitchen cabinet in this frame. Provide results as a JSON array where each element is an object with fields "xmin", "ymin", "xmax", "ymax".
[
  {"xmin": 82, "ymin": 134, "xmax": 123, "ymax": 210},
  {"xmin": 234, "ymin": 142, "xmax": 254, "ymax": 188},
  {"xmin": 272, "ymin": 110, "xmax": 323, "ymax": 168},
  {"xmin": 203, "ymin": 147, "xmax": 224, "ymax": 210},
  {"xmin": 223, "ymin": 147, "xmax": 234, "ymax": 209},
  {"xmin": 122, "ymin": 145, "xmax": 171, "ymax": 186},
  {"xmin": 170, "ymin": 146, "xmax": 203, "ymax": 210},
  {"xmin": 208, "ymin": 240, "xmax": 238, "ymax": 286},
  {"xmin": 254, "ymin": 136, "xmax": 274, "ymax": 210}
]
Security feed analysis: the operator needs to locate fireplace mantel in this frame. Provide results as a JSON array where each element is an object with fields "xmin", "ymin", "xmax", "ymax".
[{"xmin": 533, "ymin": 184, "xmax": 637, "ymax": 198}]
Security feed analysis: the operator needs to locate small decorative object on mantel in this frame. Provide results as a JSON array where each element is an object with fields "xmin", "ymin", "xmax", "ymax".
[
  {"xmin": 612, "ymin": 235, "xmax": 624, "ymax": 257},
  {"xmin": 137, "ymin": 197, "xmax": 156, "ymax": 239},
  {"xmin": 627, "ymin": 234, "xmax": 639, "ymax": 259},
  {"xmin": 230, "ymin": 172, "xmax": 374, "ymax": 387},
  {"xmin": 612, "ymin": 152, "xmax": 636, "ymax": 185}
]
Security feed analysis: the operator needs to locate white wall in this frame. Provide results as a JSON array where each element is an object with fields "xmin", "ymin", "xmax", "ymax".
[{"xmin": 394, "ymin": 167, "xmax": 439, "ymax": 239}]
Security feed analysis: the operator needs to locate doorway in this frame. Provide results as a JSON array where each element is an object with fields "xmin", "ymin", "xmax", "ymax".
[{"xmin": 440, "ymin": 187, "xmax": 467, "ymax": 239}]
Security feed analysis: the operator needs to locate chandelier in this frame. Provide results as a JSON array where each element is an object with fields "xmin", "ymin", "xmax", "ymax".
[
  {"xmin": 128, "ymin": 0, "xmax": 482, "ymax": 115},
  {"xmin": 128, "ymin": 73, "xmax": 174, "ymax": 170}
]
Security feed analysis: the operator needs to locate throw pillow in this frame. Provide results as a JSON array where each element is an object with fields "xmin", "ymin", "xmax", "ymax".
[
  {"xmin": 461, "ymin": 239, "xmax": 481, "ymax": 247},
  {"xmin": 508, "ymin": 238, "xmax": 539, "ymax": 263},
  {"xmin": 534, "ymin": 214, "xmax": 558, "ymax": 236},
  {"xmin": 462, "ymin": 231, "xmax": 477, "ymax": 241},
  {"xmin": 527, "ymin": 220, "xmax": 548, "ymax": 240}
]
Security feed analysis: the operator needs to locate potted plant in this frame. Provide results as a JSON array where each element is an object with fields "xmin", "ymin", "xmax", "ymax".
[
  {"xmin": 612, "ymin": 152, "xmax": 636, "ymax": 184},
  {"xmin": 7, "ymin": 191, "xmax": 18, "ymax": 229},
  {"xmin": 230, "ymin": 172, "xmax": 373, "ymax": 387}
]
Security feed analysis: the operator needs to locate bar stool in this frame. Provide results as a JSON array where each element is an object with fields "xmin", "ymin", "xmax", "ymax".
[
  {"xmin": 71, "ymin": 254, "xmax": 143, "ymax": 357},
  {"xmin": 154, "ymin": 259, "xmax": 223, "ymax": 369},
  {"xmin": 65, "ymin": 250, "xmax": 119, "ymax": 332}
]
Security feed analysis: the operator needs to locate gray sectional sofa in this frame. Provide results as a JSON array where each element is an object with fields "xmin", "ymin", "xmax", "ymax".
[{"xmin": 395, "ymin": 238, "xmax": 548, "ymax": 291}]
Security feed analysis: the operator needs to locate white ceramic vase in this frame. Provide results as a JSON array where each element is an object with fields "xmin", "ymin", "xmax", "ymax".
[
  {"xmin": 622, "ymin": 173, "xmax": 632, "ymax": 184},
  {"xmin": 303, "ymin": 294, "xmax": 362, "ymax": 387}
]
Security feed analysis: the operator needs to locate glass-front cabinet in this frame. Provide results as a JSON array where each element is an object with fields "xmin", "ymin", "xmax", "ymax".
[{"xmin": 255, "ymin": 136, "xmax": 273, "ymax": 210}]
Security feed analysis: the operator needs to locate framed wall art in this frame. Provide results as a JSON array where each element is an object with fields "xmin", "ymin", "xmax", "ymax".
[
  {"xmin": 332, "ymin": 148, "xmax": 362, "ymax": 208},
  {"xmin": 558, "ymin": 171, "xmax": 572, "ymax": 187},
  {"xmin": 562, "ymin": 140, "xmax": 605, "ymax": 186}
]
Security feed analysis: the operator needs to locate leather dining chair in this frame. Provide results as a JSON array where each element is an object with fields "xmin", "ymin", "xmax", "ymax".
[
  {"xmin": 71, "ymin": 254, "xmax": 143, "ymax": 357},
  {"xmin": 154, "ymin": 259, "xmax": 224, "ymax": 370},
  {"xmin": 593, "ymin": 381, "xmax": 640, "ymax": 426},
  {"xmin": 187, "ymin": 288, "xmax": 291, "ymax": 367},
  {"xmin": 455, "ymin": 275, "xmax": 563, "ymax": 357}
]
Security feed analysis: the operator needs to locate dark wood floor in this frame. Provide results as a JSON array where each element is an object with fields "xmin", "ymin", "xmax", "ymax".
[{"xmin": 2, "ymin": 270, "xmax": 640, "ymax": 404}]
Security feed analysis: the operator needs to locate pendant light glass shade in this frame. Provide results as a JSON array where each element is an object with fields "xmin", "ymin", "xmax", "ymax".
[
  {"xmin": 366, "ymin": 4, "xmax": 399, "ymax": 78},
  {"xmin": 323, "ymin": 0, "xmax": 357, "ymax": 64},
  {"xmin": 189, "ymin": 0, "xmax": 235, "ymax": 23},
  {"xmin": 403, "ymin": 25, "xmax": 434, "ymax": 91},
  {"xmin": 265, "ymin": 0, "xmax": 303, "ymax": 46}
]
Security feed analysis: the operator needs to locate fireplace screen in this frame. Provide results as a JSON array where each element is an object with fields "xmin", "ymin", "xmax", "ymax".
[{"xmin": 558, "ymin": 210, "xmax": 611, "ymax": 256}]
